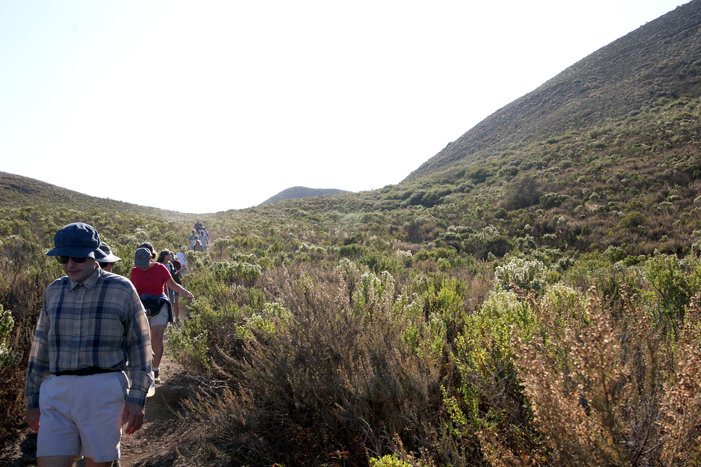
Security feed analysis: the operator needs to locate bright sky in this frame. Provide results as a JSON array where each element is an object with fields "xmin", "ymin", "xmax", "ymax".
[{"xmin": 0, "ymin": 1, "xmax": 690, "ymax": 213}]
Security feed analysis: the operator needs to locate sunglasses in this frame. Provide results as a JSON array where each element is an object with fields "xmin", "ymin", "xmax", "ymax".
[{"xmin": 56, "ymin": 256, "xmax": 90, "ymax": 264}]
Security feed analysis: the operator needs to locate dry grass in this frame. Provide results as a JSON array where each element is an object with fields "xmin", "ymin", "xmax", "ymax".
[
  {"xmin": 659, "ymin": 295, "xmax": 701, "ymax": 466},
  {"xmin": 0, "ymin": 237, "xmax": 57, "ymax": 442},
  {"xmin": 172, "ymin": 263, "xmax": 446, "ymax": 466},
  {"xmin": 167, "ymin": 258, "xmax": 701, "ymax": 466},
  {"xmin": 511, "ymin": 286, "xmax": 701, "ymax": 466}
]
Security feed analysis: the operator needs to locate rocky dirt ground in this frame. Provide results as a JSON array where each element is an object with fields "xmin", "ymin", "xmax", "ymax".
[{"xmin": 3, "ymin": 307, "xmax": 197, "ymax": 467}]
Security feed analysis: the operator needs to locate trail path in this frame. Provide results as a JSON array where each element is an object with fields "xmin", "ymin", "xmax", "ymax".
[
  {"xmin": 4, "ymin": 306, "xmax": 196, "ymax": 467},
  {"xmin": 115, "ymin": 350, "xmax": 192, "ymax": 467},
  {"xmin": 117, "ymin": 301, "xmax": 199, "ymax": 467}
]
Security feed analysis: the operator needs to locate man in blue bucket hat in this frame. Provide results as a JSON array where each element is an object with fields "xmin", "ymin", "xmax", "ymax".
[
  {"xmin": 25, "ymin": 222, "xmax": 153, "ymax": 467},
  {"xmin": 97, "ymin": 241, "xmax": 121, "ymax": 273}
]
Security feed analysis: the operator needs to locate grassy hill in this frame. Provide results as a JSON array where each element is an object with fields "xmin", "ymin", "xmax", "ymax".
[
  {"xmin": 406, "ymin": 0, "xmax": 701, "ymax": 181},
  {"xmin": 3, "ymin": 2, "xmax": 701, "ymax": 465},
  {"xmin": 0, "ymin": 171, "xmax": 194, "ymax": 220}
]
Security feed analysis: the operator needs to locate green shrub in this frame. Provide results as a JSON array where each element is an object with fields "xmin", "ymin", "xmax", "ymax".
[
  {"xmin": 446, "ymin": 288, "xmax": 540, "ymax": 461},
  {"xmin": 339, "ymin": 243, "xmax": 365, "ymax": 257},
  {"xmin": 494, "ymin": 257, "xmax": 547, "ymax": 292},
  {"xmin": 362, "ymin": 250, "xmax": 401, "ymax": 274},
  {"xmin": 645, "ymin": 252, "xmax": 701, "ymax": 323},
  {"xmin": 168, "ymin": 317, "xmax": 211, "ymax": 373},
  {"xmin": 619, "ymin": 211, "xmax": 648, "ymax": 231},
  {"xmin": 210, "ymin": 260, "xmax": 262, "ymax": 286},
  {"xmin": 0, "ymin": 306, "xmax": 19, "ymax": 368},
  {"xmin": 540, "ymin": 192, "xmax": 569, "ymax": 209},
  {"xmin": 466, "ymin": 166, "xmax": 494, "ymax": 184},
  {"xmin": 464, "ymin": 225, "xmax": 513, "ymax": 259},
  {"xmin": 175, "ymin": 264, "xmax": 443, "ymax": 466},
  {"xmin": 369, "ymin": 453, "xmax": 412, "ymax": 467},
  {"xmin": 502, "ymin": 176, "xmax": 541, "ymax": 209}
]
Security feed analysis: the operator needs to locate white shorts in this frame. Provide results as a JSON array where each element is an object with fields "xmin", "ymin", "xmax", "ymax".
[
  {"xmin": 37, "ymin": 372, "xmax": 129, "ymax": 462},
  {"xmin": 147, "ymin": 303, "xmax": 170, "ymax": 328}
]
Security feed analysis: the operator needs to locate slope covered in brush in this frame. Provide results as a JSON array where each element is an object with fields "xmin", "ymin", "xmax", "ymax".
[
  {"xmin": 406, "ymin": 1, "xmax": 701, "ymax": 181},
  {"xmin": 0, "ymin": 171, "xmax": 192, "ymax": 219}
]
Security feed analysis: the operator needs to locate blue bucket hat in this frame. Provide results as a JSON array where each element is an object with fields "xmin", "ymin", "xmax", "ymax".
[
  {"xmin": 98, "ymin": 241, "xmax": 122, "ymax": 263},
  {"xmin": 46, "ymin": 222, "xmax": 108, "ymax": 260}
]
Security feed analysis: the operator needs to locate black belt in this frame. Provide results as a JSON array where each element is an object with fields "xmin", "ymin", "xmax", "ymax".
[{"xmin": 53, "ymin": 367, "xmax": 122, "ymax": 376}]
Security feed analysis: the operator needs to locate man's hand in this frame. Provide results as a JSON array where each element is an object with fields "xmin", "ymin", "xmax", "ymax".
[
  {"xmin": 121, "ymin": 402, "xmax": 145, "ymax": 434},
  {"xmin": 27, "ymin": 408, "xmax": 40, "ymax": 433}
]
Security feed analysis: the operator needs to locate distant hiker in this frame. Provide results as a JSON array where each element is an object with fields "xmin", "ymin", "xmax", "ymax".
[
  {"xmin": 26, "ymin": 222, "xmax": 152, "ymax": 466},
  {"xmin": 97, "ymin": 241, "xmax": 122, "ymax": 273},
  {"xmin": 193, "ymin": 240, "xmax": 204, "ymax": 252},
  {"xmin": 199, "ymin": 230, "xmax": 208, "ymax": 252},
  {"xmin": 130, "ymin": 247, "xmax": 193, "ymax": 385},
  {"xmin": 170, "ymin": 260, "xmax": 184, "ymax": 323},
  {"xmin": 156, "ymin": 250, "xmax": 176, "ymax": 301},
  {"xmin": 156, "ymin": 250, "xmax": 182, "ymax": 323},
  {"xmin": 175, "ymin": 248, "xmax": 188, "ymax": 275},
  {"xmin": 194, "ymin": 220, "xmax": 203, "ymax": 232},
  {"xmin": 188, "ymin": 230, "xmax": 199, "ymax": 250}
]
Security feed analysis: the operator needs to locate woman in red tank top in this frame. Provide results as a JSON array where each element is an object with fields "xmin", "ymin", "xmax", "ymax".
[{"xmin": 130, "ymin": 244, "xmax": 194, "ymax": 383}]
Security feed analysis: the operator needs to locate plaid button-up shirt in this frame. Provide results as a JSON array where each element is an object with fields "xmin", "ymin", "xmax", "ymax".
[{"xmin": 26, "ymin": 267, "xmax": 152, "ymax": 409}]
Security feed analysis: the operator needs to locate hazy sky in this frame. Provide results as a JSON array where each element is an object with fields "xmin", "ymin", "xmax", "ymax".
[{"xmin": 0, "ymin": 1, "xmax": 690, "ymax": 213}]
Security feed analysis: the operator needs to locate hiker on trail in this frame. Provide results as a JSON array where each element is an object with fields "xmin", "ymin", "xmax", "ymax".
[
  {"xmin": 155, "ymin": 250, "xmax": 176, "ymax": 301},
  {"xmin": 25, "ymin": 222, "xmax": 152, "ymax": 467},
  {"xmin": 156, "ymin": 250, "xmax": 182, "ymax": 323},
  {"xmin": 139, "ymin": 242, "xmax": 157, "ymax": 261},
  {"xmin": 97, "ymin": 241, "xmax": 121, "ymax": 273},
  {"xmin": 194, "ymin": 220, "xmax": 203, "ymax": 232},
  {"xmin": 130, "ymin": 247, "xmax": 194, "ymax": 385},
  {"xmin": 175, "ymin": 247, "xmax": 188, "ymax": 276},
  {"xmin": 171, "ymin": 260, "xmax": 184, "ymax": 323},
  {"xmin": 193, "ymin": 240, "xmax": 204, "ymax": 252},
  {"xmin": 188, "ymin": 230, "xmax": 199, "ymax": 250},
  {"xmin": 199, "ymin": 230, "xmax": 208, "ymax": 252}
]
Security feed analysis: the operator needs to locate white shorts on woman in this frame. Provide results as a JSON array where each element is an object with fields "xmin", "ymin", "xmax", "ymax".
[{"xmin": 147, "ymin": 302, "xmax": 170, "ymax": 328}]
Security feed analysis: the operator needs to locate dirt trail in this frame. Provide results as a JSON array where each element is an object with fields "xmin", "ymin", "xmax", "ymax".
[
  {"xmin": 116, "ymin": 352, "xmax": 192, "ymax": 467},
  {"xmin": 3, "ymin": 306, "xmax": 196, "ymax": 467}
]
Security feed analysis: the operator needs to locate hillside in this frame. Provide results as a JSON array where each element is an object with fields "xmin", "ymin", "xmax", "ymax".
[
  {"xmin": 3, "ymin": 3, "xmax": 701, "ymax": 465},
  {"xmin": 406, "ymin": 0, "xmax": 701, "ymax": 181},
  {"xmin": 0, "ymin": 171, "xmax": 192, "ymax": 220},
  {"xmin": 259, "ymin": 186, "xmax": 350, "ymax": 205},
  {"xmin": 0, "ymin": 1, "xmax": 700, "ymax": 260}
]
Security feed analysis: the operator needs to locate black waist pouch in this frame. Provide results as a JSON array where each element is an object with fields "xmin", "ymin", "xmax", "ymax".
[{"xmin": 140, "ymin": 298, "xmax": 169, "ymax": 317}]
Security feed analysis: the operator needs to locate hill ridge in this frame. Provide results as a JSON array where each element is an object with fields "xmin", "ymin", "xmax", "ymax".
[
  {"xmin": 260, "ymin": 186, "xmax": 350, "ymax": 205},
  {"xmin": 0, "ymin": 171, "xmax": 193, "ymax": 218},
  {"xmin": 405, "ymin": 1, "xmax": 700, "ymax": 181}
]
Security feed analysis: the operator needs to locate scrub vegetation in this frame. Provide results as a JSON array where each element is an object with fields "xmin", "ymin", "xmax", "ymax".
[
  {"xmin": 1, "ymin": 180, "xmax": 700, "ymax": 466},
  {"xmin": 3, "ymin": 2, "xmax": 701, "ymax": 465}
]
